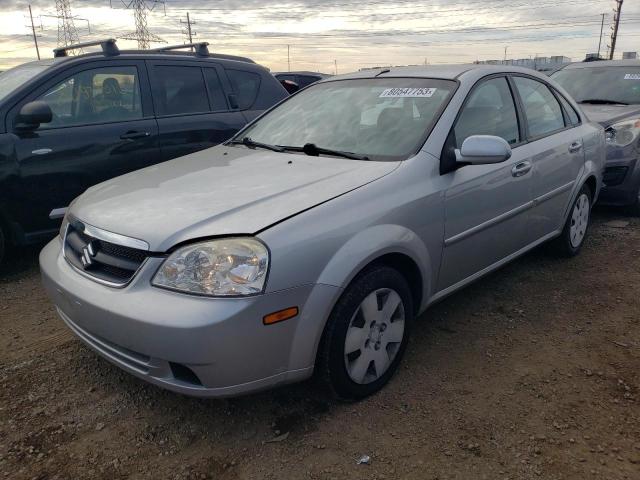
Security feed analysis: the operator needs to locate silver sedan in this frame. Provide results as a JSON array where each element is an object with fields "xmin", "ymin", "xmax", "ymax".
[{"xmin": 40, "ymin": 65, "xmax": 605, "ymax": 400}]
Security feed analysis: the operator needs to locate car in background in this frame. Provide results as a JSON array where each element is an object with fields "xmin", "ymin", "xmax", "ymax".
[
  {"xmin": 552, "ymin": 60, "xmax": 640, "ymax": 213},
  {"xmin": 274, "ymin": 71, "xmax": 331, "ymax": 93},
  {"xmin": 40, "ymin": 65, "xmax": 604, "ymax": 400},
  {"xmin": 0, "ymin": 39, "xmax": 288, "ymax": 266}
]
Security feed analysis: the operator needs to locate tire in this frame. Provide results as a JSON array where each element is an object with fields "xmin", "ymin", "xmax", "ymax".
[
  {"xmin": 0, "ymin": 222, "xmax": 6, "ymax": 268},
  {"xmin": 316, "ymin": 265, "xmax": 413, "ymax": 401},
  {"xmin": 551, "ymin": 184, "xmax": 593, "ymax": 257}
]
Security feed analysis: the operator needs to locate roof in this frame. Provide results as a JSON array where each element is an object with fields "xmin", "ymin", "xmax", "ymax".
[
  {"xmin": 323, "ymin": 64, "xmax": 546, "ymax": 81},
  {"xmin": 560, "ymin": 59, "xmax": 640, "ymax": 70},
  {"xmin": 274, "ymin": 71, "xmax": 331, "ymax": 77}
]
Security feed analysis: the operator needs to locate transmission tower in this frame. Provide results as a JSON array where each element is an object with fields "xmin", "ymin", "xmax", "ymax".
[
  {"xmin": 115, "ymin": 0, "xmax": 166, "ymax": 50},
  {"xmin": 55, "ymin": 0, "xmax": 81, "ymax": 48}
]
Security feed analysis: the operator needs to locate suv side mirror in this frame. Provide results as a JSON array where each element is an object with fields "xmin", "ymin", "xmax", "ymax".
[
  {"xmin": 16, "ymin": 101, "xmax": 53, "ymax": 130},
  {"xmin": 455, "ymin": 135, "xmax": 512, "ymax": 165}
]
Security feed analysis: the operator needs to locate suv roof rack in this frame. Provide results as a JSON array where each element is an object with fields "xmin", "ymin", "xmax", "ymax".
[
  {"xmin": 53, "ymin": 38, "xmax": 119, "ymax": 58},
  {"xmin": 151, "ymin": 42, "xmax": 210, "ymax": 58}
]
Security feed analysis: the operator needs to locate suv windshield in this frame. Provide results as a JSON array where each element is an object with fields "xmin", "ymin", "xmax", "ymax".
[
  {"xmin": 236, "ymin": 78, "xmax": 457, "ymax": 160},
  {"xmin": 0, "ymin": 63, "xmax": 49, "ymax": 103},
  {"xmin": 552, "ymin": 66, "xmax": 640, "ymax": 105}
]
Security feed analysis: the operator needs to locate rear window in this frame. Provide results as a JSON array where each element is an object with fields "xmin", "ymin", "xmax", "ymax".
[
  {"xmin": 227, "ymin": 69, "xmax": 261, "ymax": 109},
  {"xmin": 154, "ymin": 66, "xmax": 208, "ymax": 116}
]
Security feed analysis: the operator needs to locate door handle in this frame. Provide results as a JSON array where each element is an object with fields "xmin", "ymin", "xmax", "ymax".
[
  {"xmin": 512, "ymin": 161, "xmax": 532, "ymax": 177},
  {"xmin": 568, "ymin": 141, "xmax": 583, "ymax": 153},
  {"xmin": 32, "ymin": 148, "xmax": 52, "ymax": 155},
  {"xmin": 120, "ymin": 131, "xmax": 150, "ymax": 140}
]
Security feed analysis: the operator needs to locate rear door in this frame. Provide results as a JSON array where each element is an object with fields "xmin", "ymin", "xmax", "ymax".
[
  {"xmin": 7, "ymin": 60, "xmax": 159, "ymax": 238},
  {"xmin": 147, "ymin": 60, "xmax": 246, "ymax": 161},
  {"xmin": 511, "ymin": 76, "xmax": 585, "ymax": 238}
]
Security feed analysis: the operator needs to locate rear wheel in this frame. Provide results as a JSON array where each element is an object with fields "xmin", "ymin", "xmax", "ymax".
[
  {"xmin": 0, "ymin": 222, "xmax": 6, "ymax": 268},
  {"xmin": 317, "ymin": 265, "xmax": 413, "ymax": 400},
  {"xmin": 551, "ymin": 184, "xmax": 592, "ymax": 257}
]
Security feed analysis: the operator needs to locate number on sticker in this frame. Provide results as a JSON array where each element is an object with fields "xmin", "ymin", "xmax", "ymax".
[
  {"xmin": 624, "ymin": 74, "xmax": 640, "ymax": 80},
  {"xmin": 379, "ymin": 87, "xmax": 437, "ymax": 98}
]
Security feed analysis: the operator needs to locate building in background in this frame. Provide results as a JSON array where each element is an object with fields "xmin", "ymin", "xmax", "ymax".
[
  {"xmin": 474, "ymin": 56, "xmax": 572, "ymax": 72},
  {"xmin": 623, "ymin": 51, "xmax": 638, "ymax": 59}
]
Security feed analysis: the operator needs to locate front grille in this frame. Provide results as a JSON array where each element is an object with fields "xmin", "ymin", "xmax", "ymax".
[
  {"xmin": 603, "ymin": 166, "xmax": 629, "ymax": 187},
  {"xmin": 64, "ymin": 221, "xmax": 150, "ymax": 286}
]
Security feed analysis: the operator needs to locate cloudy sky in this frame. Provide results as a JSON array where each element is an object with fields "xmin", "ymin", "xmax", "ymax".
[{"xmin": 1, "ymin": 0, "xmax": 640, "ymax": 73}]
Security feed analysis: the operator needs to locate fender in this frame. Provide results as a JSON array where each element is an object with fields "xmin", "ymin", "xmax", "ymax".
[{"xmin": 286, "ymin": 224, "xmax": 433, "ymax": 372}]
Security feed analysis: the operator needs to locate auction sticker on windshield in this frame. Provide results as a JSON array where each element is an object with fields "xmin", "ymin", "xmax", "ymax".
[
  {"xmin": 380, "ymin": 87, "xmax": 437, "ymax": 98},
  {"xmin": 624, "ymin": 74, "xmax": 640, "ymax": 80}
]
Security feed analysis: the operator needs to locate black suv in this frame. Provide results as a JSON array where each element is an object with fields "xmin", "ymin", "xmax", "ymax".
[
  {"xmin": 0, "ymin": 39, "xmax": 287, "ymax": 265},
  {"xmin": 274, "ymin": 71, "xmax": 331, "ymax": 89}
]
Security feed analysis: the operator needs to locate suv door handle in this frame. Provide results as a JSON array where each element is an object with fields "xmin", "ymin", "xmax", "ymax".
[
  {"xmin": 569, "ymin": 141, "xmax": 583, "ymax": 153},
  {"xmin": 512, "ymin": 160, "xmax": 532, "ymax": 177},
  {"xmin": 120, "ymin": 131, "xmax": 150, "ymax": 140}
]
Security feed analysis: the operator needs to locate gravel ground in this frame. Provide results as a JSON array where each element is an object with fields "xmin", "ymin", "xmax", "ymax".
[{"xmin": 0, "ymin": 210, "xmax": 639, "ymax": 480}]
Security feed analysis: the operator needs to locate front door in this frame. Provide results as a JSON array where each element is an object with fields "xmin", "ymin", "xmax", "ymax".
[
  {"xmin": 437, "ymin": 76, "xmax": 534, "ymax": 291},
  {"xmin": 8, "ymin": 61, "xmax": 159, "ymax": 239}
]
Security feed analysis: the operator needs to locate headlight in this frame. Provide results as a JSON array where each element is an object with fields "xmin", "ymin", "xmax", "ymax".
[
  {"xmin": 605, "ymin": 118, "xmax": 640, "ymax": 147},
  {"xmin": 152, "ymin": 238, "xmax": 269, "ymax": 296}
]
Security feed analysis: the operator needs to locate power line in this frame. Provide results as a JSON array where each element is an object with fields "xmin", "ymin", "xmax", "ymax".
[{"xmin": 113, "ymin": 0, "xmax": 167, "ymax": 49}]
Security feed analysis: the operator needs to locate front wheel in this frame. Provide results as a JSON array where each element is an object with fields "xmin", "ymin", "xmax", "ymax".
[
  {"xmin": 551, "ymin": 185, "xmax": 592, "ymax": 257},
  {"xmin": 316, "ymin": 265, "xmax": 413, "ymax": 400}
]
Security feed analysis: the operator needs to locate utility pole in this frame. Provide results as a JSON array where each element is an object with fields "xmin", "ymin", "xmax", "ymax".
[
  {"xmin": 504, "ymin": 46, "xmax": 508, "ymax": 61},
  {"xmin": 609, "ymin": 0, "xmax": 624, "ymax": 60},
  {"xmin": 287, "ymin": 44, "xmax": 291, "ymax": 72},
  {"xmin": 28, "ymin": 5, "xmax": 40, "ymax": 60},
  {"xmin": 334, "ymin": 59, "xmax": 338, "ymax": 75},
  {"xmin": 597, "ymin": 13, "xmax": 606, "ymax": 59},
  {"xmin": 116, "ymin": 0, "xmax": 166, "ymax": 50},
  {"xmin": 180, "ymin": 12, "xmax": 196, "ymax": 49}
]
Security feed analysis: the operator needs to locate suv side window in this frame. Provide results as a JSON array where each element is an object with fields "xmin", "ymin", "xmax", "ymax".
[
  {"xmin": 556, "ymin": 92, "xmax": 580, "ymax": 126},
  {"xmin": 226, "ymin": 69, "xmax": 261, "ymax": 110},
  {"xmin": 513, "ymin": 77, "xmax": 565, "ymax": 138},
  {"xmin": 453, "ymin": 77, "xmax": 520, "ymax": 148},
  {"xmin": 154, "ymin": 66, "xmax": 208, "ymax": 116},
  {"xmin": 36, "ymin": 66, "xmax": 142, "ymax": 128}
]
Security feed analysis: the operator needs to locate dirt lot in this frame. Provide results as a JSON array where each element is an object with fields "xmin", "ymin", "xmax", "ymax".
[{"xmin": 1, "ymin": 210, "xmax": 639, "ymax": 480}]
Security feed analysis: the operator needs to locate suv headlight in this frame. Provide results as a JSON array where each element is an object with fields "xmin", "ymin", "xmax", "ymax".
[
  {"xmin": 152, "ymin": 238, "xmax": 269, "ymax": 296},
  {"xmin": 605, "ymin": 118, "xmax": 640, "ymax": 147}
]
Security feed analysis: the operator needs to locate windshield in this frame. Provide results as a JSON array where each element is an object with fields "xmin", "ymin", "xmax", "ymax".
[
  {"xmin": 552, "ymin": 66, "xmax": 640, "ymax": 105},
  {"xmin": 0, "ymin": 63, "xmax": 49, "ymax": 103},
  {"xmin": 236, "ymin": 78, "xmax": 457, "ymax": 160}
]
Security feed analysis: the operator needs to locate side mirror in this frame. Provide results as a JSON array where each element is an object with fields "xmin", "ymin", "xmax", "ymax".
[
  {"xmin": 280, "ymin": 79, "xmax": 300, "ymax": 94},
  {"xmin": 227, "ymin": 93, "xmax": 239, "ymax": 110},
  {"xmin": 16, "ymin": 101, "xmax": 53, "ymax": 130},
  {"xmin": 455, "ymin": 135, "xmax": 512, "ymax": 165}
]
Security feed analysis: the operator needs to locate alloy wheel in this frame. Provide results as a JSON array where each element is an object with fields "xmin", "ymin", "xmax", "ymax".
[{"xmin": 343, "ymin": 288, "xmax": 405, "ymax": 384}]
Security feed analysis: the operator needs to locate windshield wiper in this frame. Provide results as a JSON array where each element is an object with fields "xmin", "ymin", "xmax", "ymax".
[
  {"xmin": 281, "ymin": 143, "xmax": 369, "ymax": 160},
  {"xmin": 579, "ymin": 99, "xmax": 629, "ymax": 105},
  {"xmin": 227, "ymin": 137, "xmax": 285, "ymax": 153}
]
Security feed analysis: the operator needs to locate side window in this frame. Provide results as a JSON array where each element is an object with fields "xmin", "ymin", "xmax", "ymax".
[
  {"xmin": 453, "ymin": 77, "xmax": 519, "ymax": 148},
  {"xmin": 203, "ymin": 68, "xmax": 229, "ymax": 111},
  {"xmin": 513, "ymin": 77, "xmax": 565, "ymax": 138},
  {"xmin": 556, "ymin": 92, "xmax": 580, "ymax": 126},
  {"xmin": 36, "ymin": 66, "xmax": 142, "ymax": 128},
  {"xmin": 226, "ymin": 69, "xmax": 261, "ymax": 110},
  {"xmin": 154, "ymin": 66, "xmax": 208, "ymax": 116}
]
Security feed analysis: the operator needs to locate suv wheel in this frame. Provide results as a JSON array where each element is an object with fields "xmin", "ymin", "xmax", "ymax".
[
  {"xmin": 551, "ymin": 184, "xmax": 592, "ymax": 257},
  {"xmin": 0, "ymin": 222, "xmax": 6, "ymax": 268},
  {"xmin": 317, "ymin": 265, "xmax": 413, "ymax": 400}
]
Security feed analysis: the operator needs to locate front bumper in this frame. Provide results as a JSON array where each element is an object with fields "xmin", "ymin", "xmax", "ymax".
[
  {"xmin": 39, "ymin": 238, "xmax": 339, "ymax": 397},
  {"xmin": 598, "ymin": 148, "xmax": 640, "ymax": 206}
]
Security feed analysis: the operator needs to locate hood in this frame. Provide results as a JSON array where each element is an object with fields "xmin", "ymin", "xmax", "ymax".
[
  {"xmin": 72, "ymin": 145, "xmax": 399, "ymax": 251},
  {"xmin": 579, "ymin": 104, "xmax": 640, "ymax": 127}
]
